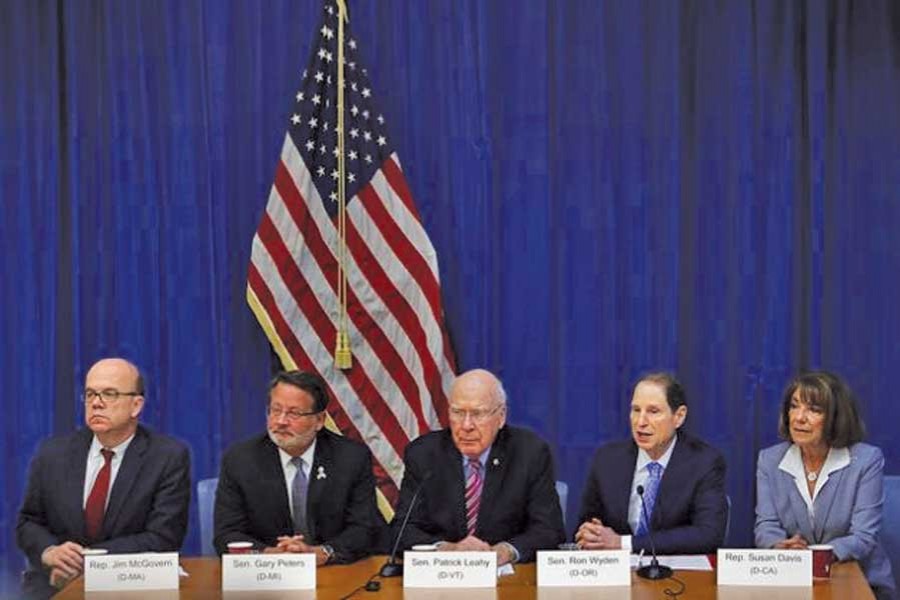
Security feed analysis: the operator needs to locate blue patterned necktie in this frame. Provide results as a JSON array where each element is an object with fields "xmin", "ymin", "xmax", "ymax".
[
  {"xmin": 291, "ymin": 457, "xmax": 308, "ymax": 535},
  {"xmin": 636, "ymin": 461, "xmax": 663, "ymax": 536}
]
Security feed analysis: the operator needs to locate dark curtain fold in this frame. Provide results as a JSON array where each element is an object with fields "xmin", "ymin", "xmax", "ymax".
[{"xmin": 2, "ymin": 0, "xmax": 899, "ymax": 591}]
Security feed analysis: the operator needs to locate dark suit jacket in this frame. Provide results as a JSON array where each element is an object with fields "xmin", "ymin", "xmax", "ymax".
[
  {"xmin": 213, "ymin": 429, "xmax": 378, "ymax": 562},
  {"xmin": 393, "ymin": 426, "xmax": 565, "ymax": 562},
  {"xmin": 577, "ymin": 432, "xmax": 727, "ymax": 554},
  {"xmin": 16, "ymin": 425, "xmax": 191, "ymax": 599}
]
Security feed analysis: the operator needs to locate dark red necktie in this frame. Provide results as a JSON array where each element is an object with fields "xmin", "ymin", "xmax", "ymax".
[{"xmin": 84, "ymin": 449, "xmax": 114, "ymax": 540}]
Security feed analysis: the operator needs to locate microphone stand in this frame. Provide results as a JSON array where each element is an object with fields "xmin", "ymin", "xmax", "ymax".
[
  {"xmin": 635, "ymin": 484, "xmax": 673, "ymax": 580},
  {"xmin": 379, "ymin": 476, "xmax": 428, "ymax": 577}
]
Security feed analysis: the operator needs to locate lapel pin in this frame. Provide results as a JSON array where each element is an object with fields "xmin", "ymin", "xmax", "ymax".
[
  {"xmin": 317, "ymin": 465, "xmax": 327, "ymax": 480},
  {"xmin": 492, "ymin": 458, "xmax": 500, "ymax": 467}
]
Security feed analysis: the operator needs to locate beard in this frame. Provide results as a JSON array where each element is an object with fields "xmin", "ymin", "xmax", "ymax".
[{"xmin": 268, "ymin": 427, "xmax": 316, "ymax": 454}]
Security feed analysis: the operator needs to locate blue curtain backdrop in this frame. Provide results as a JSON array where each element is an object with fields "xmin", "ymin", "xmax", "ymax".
[{"xmin": 2, "ymin": 0, "xmax": 899, "ymax": 592}]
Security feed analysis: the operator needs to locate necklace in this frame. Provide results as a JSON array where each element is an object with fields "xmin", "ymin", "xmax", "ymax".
[{"xmin": 802, "ymin": 450, "xmax": 827, "ymax": 484}]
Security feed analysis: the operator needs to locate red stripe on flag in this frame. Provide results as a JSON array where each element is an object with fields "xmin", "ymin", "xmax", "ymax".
[{"xmin": 358, "ymin": 170, "xmax": 443, "ymax": 327}]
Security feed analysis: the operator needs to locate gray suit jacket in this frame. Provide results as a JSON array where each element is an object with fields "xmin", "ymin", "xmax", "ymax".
[
  {"xmin": 755, "ymin": 442, "xmax": 894, "ymax": 596},
  {"xmin": 16, "ymin": 426, "xmax": 191, "ymax": 599}
]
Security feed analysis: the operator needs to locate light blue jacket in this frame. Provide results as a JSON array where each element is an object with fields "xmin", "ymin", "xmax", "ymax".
[{"xmin": 755, "ymin": 442, "xmax": 895, "ymax": 596}]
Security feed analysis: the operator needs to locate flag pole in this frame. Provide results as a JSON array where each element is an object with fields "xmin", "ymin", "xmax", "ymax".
[{"xmin": 334, "ymin": 0, "xmax": 352, "ymax": 369}]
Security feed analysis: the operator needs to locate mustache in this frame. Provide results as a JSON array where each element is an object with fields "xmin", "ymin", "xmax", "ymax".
[{"xmin": 269, "ymin": 427, "xmax": 304, "ymax": 439}]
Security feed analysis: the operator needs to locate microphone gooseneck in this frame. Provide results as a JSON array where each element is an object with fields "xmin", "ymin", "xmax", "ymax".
[
  {"xmin": 635, "ymin": 484, "xmax": 673, "ymax": 580},
  {"xmin": 379, "ymin": 471, "xmax": 431, "ymax": 577}
]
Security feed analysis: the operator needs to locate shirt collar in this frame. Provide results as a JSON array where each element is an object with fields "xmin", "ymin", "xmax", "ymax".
[
  {"xmin": 90, "ymin": 433, "xmax": 135, "ymax": 458},
  {"xmin": 278, "ymin": 438, "xmax": 317, "ymax": 470},
  {"xmin": 778, "ymin": 444, "xmax": 851, "ymax": 480},
  {"xmin": 460, "ymin": 446, "xmax": 492, "ymax": 470},
  {"xmin": 824, "ymin": 446, "xmax": 851, "ymax": 475},
  {"xmin": 636, "ymin": 433, "xmax": 678, "ymax": 471}
]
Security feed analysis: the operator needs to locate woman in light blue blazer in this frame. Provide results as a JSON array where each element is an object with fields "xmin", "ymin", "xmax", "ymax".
[{"xmin": 755, "ymin": 371, "xmax": 895, "ymax": 599}]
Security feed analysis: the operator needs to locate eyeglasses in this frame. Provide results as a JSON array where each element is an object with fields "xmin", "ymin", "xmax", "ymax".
[
  {"xmin": 83, "ymin": 388, "xmax": 142, "ymax": 404},
  {"xmin": 448, "ymin": 405, "xmax": 502, "ymax": 424},
  {"xmin": 267, "ymin": 406, "xmax": 322, "ymax": 422}
]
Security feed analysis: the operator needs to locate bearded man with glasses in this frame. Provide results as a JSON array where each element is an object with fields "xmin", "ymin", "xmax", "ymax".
[
  {"xmin": 16, "ymin": 358, "xmax": 190, "ymax": 599},
  {"xmin": 213, "ymin": 370, "xmax": 378, "ymax": 564},
  {"xmin": 391, "ymin": 369, "xmax": 565, "ymax": 565}
]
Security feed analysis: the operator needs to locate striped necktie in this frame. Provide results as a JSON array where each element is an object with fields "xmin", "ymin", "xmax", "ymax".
[{"xmin": 465, "ymin": 458, "xmax": 483, "ymax": 535}]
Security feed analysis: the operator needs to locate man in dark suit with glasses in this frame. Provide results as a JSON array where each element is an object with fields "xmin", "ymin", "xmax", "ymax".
[
  {"xmin": 16, "ymin": 358, "xmax": 190, "ymax": 599},
  {"xmin": 213, "ymin": 370, "xmax": 378, "ymax": 564},
  {"xmin": 392, "ymin": 369, "xmax": 565, "ymax": 565}
]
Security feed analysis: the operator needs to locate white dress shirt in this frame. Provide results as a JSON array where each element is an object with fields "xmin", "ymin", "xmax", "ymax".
[{"xmin": 82, "ymin": 434, "xmax": 135, "ymax": 509}]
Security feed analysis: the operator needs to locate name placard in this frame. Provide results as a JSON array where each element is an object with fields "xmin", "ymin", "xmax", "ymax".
[
  {"xmin": 536, "ymin": 550, "xmax": 630, "ymax": 587},
  {"xmin": 717, "ymin": 549, "xmax": 811, "ymax": 587},
  {"xmin": 84, "ymin": 552, "xmax": 179, "ymax": 591},
  {"xmin": 221, "ymin": 554, "xmax": 316, "ymax": 591},
  {"xmin": 403, "ymin": 551, "xmax": 497, "ymax": 588}
]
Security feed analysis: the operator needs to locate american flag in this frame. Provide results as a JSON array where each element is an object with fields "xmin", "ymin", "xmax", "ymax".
[{"xmin": 247, "ymin": 1, "xmax": 456, "ymax": 513}]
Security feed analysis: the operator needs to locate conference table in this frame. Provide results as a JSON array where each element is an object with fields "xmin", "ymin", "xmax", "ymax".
[{"xmin": 55, "ymin": 555, "xmax": 874, "ymax": 599}]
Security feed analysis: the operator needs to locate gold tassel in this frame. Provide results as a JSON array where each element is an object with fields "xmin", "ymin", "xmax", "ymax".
[{"xmin": 335, "ymin": 330, "xmax": 352, "ymax": 369}]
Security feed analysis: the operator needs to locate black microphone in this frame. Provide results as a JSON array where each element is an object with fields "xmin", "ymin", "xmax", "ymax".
[
  {"xmin": 379, "ymin": 471, "xmax": 432, "ymax": 577},
  {"xmin": 635, "ymin": 484, "xmax": 673, "ymax": 580}
]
